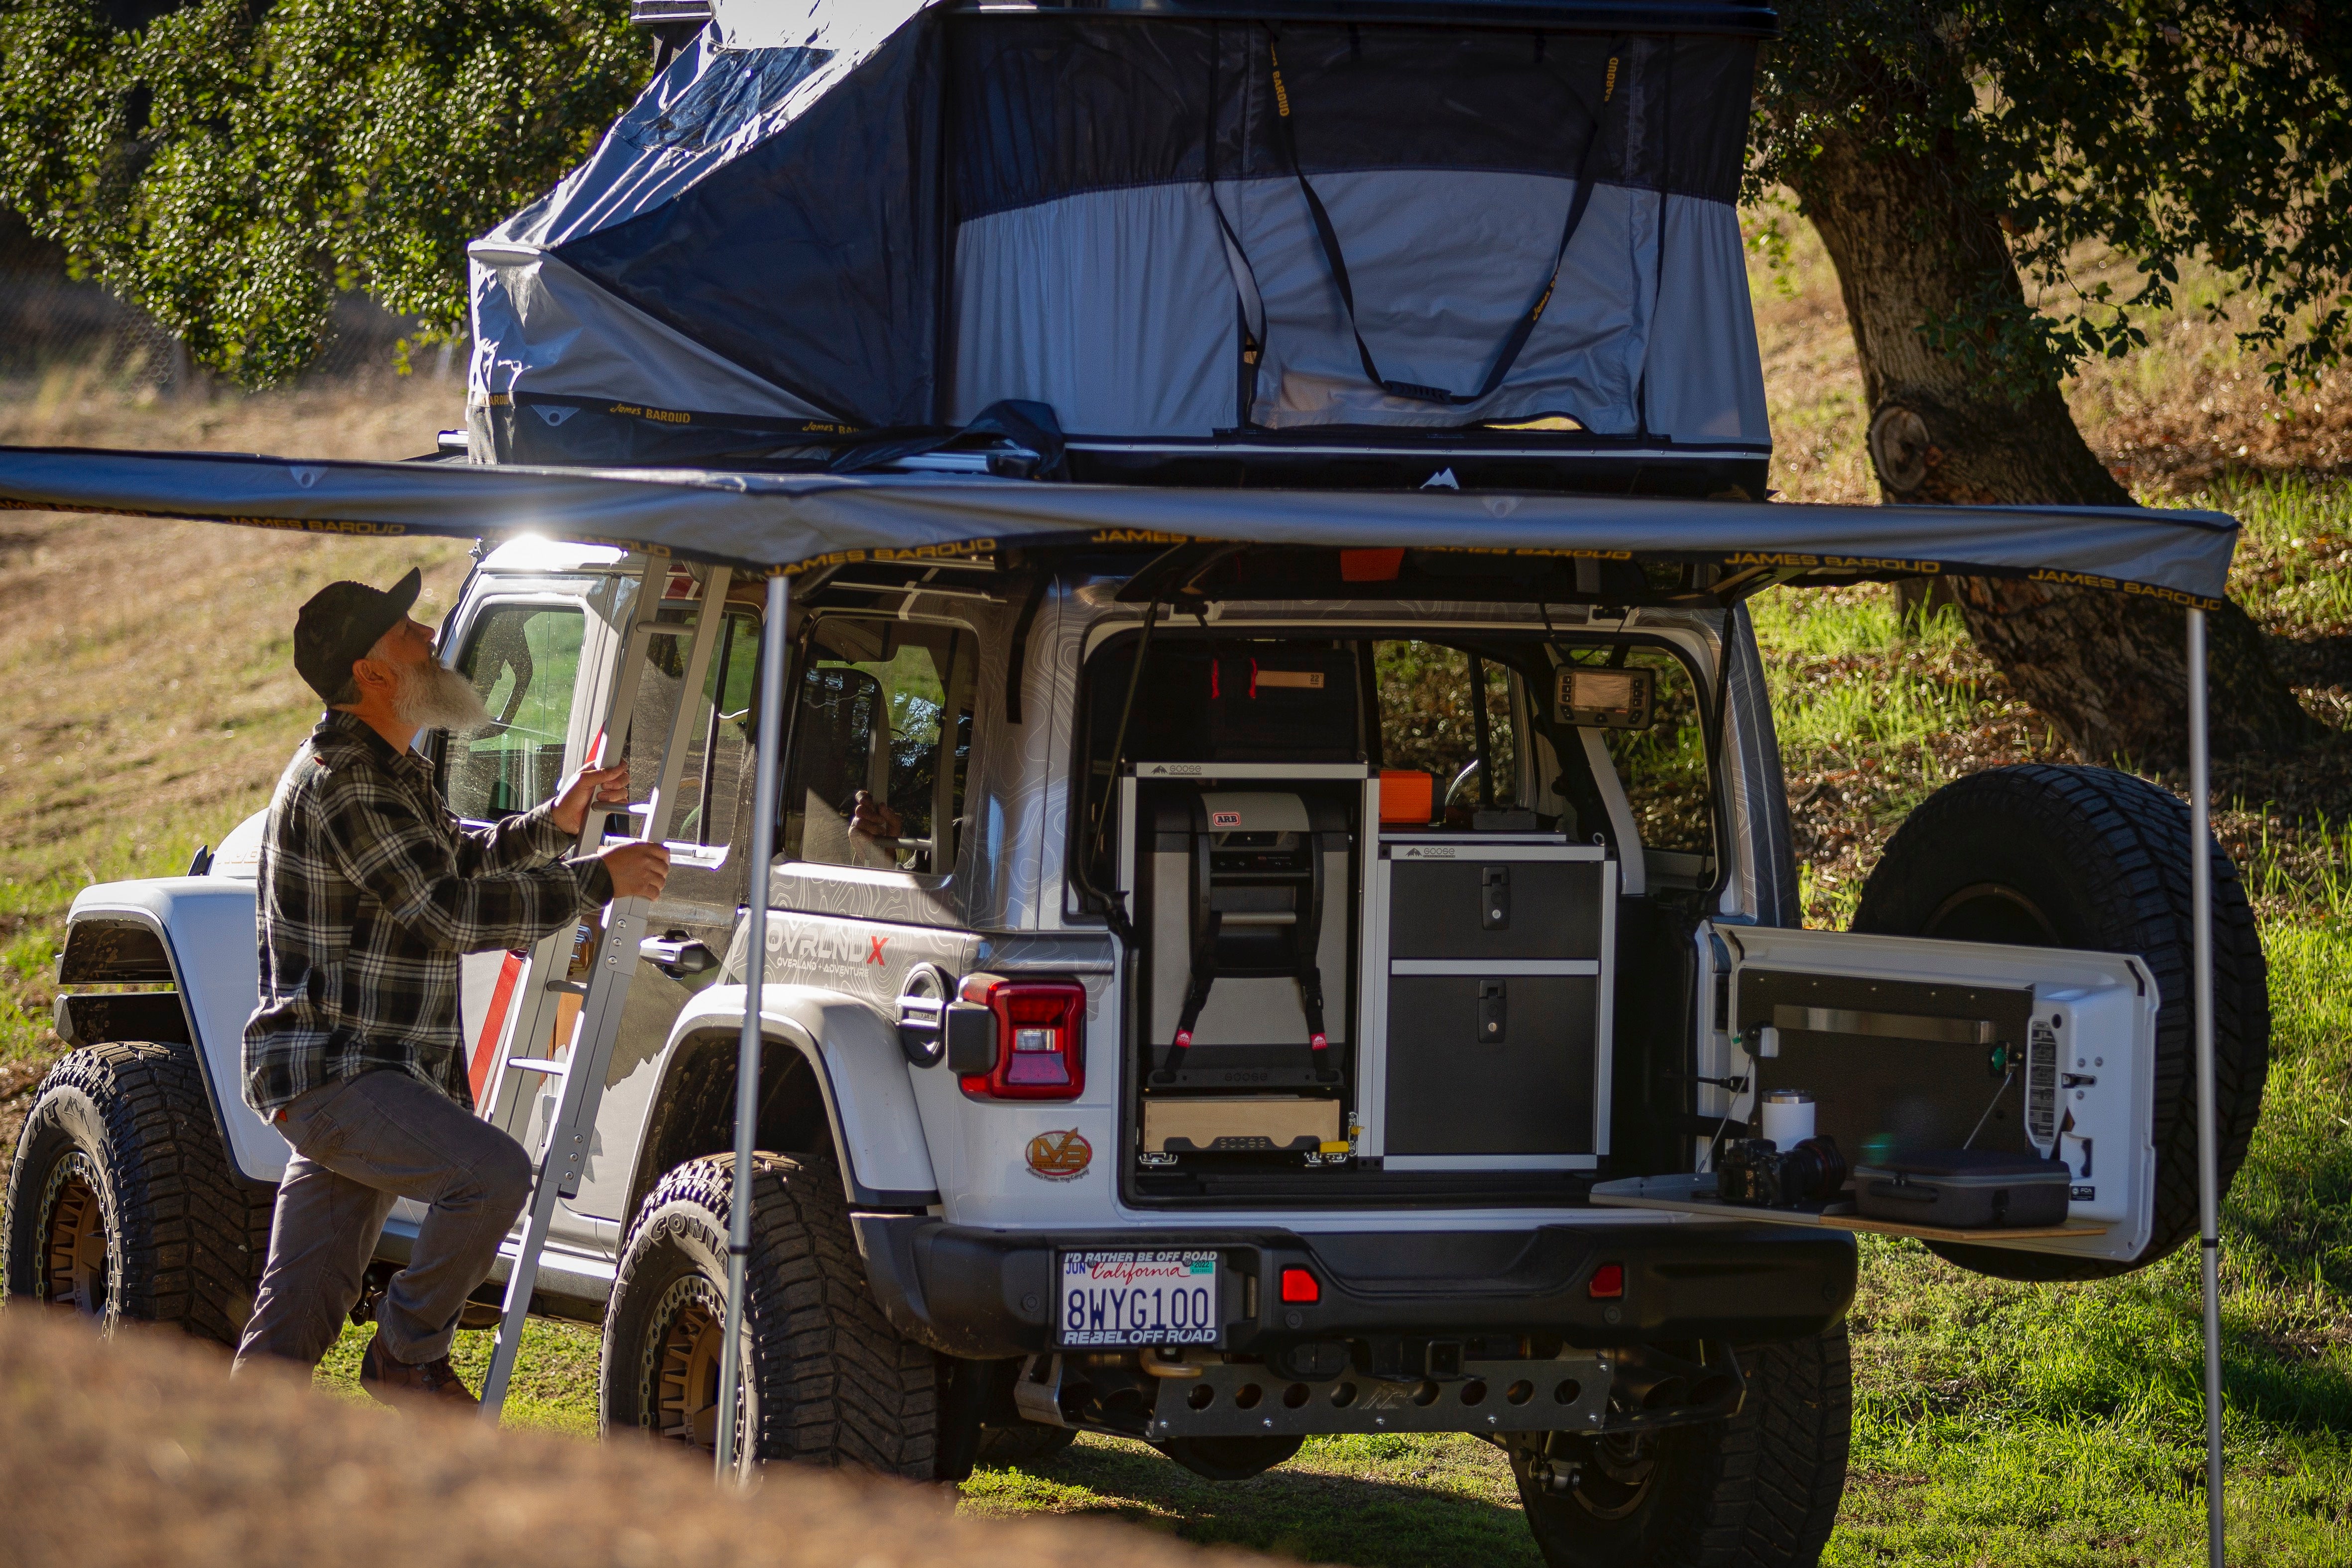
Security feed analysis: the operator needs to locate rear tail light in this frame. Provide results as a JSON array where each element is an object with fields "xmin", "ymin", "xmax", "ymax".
[
  {"xmin": 1588, "ymin": 1262, "xmax": 1625, "ymax": 1299},
  {"xmin": 1280, "ymin": 1267, "xmax": 1320, "ymax": 1304},
  {"xmin": 956, "ymin": 974, "xmax": 1086, "ymax": 1101}
]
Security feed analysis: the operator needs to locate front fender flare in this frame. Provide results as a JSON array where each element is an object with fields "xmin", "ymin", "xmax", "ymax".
[
  {"xmin": 653, "ymin": 984, "xmax": 939, "ymax": 1210},
  {"xmin": 61, "ymin": 879, "xmax": 287, "ymax": 1186}
]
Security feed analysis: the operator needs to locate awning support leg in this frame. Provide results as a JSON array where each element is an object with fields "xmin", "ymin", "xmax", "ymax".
[
  {"xmin": 715, "ymin": 569, "xmax": 791, "ymax": 1480},
  {"xmin": 2188, "ymin": 606, "xmax": 2225, "ymax": 1567}
]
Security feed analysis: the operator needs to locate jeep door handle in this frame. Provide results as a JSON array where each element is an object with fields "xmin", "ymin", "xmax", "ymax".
[{"xmin": 638, "ymin": 935, "xmax": 716, "ymax": 977}]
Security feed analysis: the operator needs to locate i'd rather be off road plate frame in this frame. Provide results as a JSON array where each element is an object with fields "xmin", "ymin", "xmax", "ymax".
[{"xmin": 1056, "ymin": 1250, "xmax": 1224, "ymax": 1348}]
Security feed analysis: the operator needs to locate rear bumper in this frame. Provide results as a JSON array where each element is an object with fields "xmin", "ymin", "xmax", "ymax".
[{"xmin": 850, "ymin": 1215, "xmax": 1856, "ymax": 1361}]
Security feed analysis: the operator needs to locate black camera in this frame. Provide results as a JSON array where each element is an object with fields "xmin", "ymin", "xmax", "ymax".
[{"xmin": 1717, "ymin": 1135, "xmax": 1848, "ymax": 1209}]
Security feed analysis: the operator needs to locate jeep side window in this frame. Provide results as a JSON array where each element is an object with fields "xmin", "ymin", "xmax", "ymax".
[
  {"xmin": 678, "ymin": 611, "xmax": 761, "ymax": 848},
  {"xmin": 1589, "ymin": 647, "xmax": 1716, "ymax": 868},
  {"xmin": 1372, "ymin": 641, "xmax": 1522, "ymax": 819},
  {"xmin": 445, "ymin": 604, "xmax": 587, "ymax": 823},
  {"xmin": 782, "ymin": 619, "xmax": 974, "ymax": 876}
]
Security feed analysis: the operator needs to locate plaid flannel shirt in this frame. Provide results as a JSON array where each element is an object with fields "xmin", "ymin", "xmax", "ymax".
[{"xmin": 243, "ymin": 711, "xmax": 611, "ymax": 1117}]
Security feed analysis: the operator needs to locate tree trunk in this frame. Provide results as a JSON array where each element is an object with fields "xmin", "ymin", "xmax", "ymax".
[{"xmin": 1788, "ymin": 121, "xmax": 2310, "ymax": 765}]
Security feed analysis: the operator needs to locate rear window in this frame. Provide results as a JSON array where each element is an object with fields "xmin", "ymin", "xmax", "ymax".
[{"xmin": 1075, "ymin": 630, "xmax": 1716, "ymax": 888}]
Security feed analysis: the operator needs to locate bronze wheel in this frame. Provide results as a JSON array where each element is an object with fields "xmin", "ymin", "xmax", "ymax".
[
  {"xmin": 639, "ymin": 1275, "xmax": 729, "ymax": 1449},
  {"xmin": 39, "ymin": 1151, "xmax": 113, "ymax": 1317},
  {"xmin": 3, "ymin": 1042, "xmax": 268, "ymax": 1342},
  {"xmin": 600, "ymin": 1152, "xmax": 941, "ymax": 1479},
  {"xmin": 1562, "ymin": 1432, "xmax": 1659, "ymax": 1521}
]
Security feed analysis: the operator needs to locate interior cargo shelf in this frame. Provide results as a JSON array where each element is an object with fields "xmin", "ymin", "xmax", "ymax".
[{"xmin": 1588, "ymin": 1173, "xmax": 2109, "ymax": 1245}]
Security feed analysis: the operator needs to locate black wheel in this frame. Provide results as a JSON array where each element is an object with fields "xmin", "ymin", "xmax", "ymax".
[
  {"xmin": 1155, "ymin": 1433, "xmax": 1305, "ymax": 1480},
  {"xmin": 1851, "ymin": 764, "xmax": 2270, "ymax": 1280},
  {"xmin": 1513, "ymin": 1328, "xmax": 1850, "ymax": 1568},
  {"xmin": 2, "ymin": 1041, "xmax": 271, "ymax": 1345},
  {"xmin": 600, "ymin": 1152, "xmax": 942, "ymax": 1479},
  {"xmin": 974, "ymin": 1422, "xmax": 1078, "ymax": 1468}
]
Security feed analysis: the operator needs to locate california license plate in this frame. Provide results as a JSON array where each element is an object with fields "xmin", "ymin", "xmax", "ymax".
[{"xmin": 1055, "ymin": 1250, "xmax": 1223, "ymax": 1348}]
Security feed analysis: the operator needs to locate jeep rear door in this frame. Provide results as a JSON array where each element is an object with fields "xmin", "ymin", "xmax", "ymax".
[{"xmin": 1694, "ymin": 922, "xmax": 2159, "ymax": 1268}]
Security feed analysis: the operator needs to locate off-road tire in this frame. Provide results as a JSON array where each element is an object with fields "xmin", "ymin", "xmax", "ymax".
[
  {"xmin": 1851, "ymin": 765, "xmax": 2269, "ymax": 1280},
  {"xmin": 2, "ymin": 1041, "xmax": 271, "ymax": 1344},
  {"xmin": 1516, "ymin": 1327, "xmax": 1851, "ymax": 1568},
  {"xmin": 600, "ymin": 1152, "xmax": 941, "ymax": 1479},
  {"xmin": 974, "ymin": 1422, "xmax": 1077, "ymax": 1468}
]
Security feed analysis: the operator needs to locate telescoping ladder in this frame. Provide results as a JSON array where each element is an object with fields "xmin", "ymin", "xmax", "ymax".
[{"xmin": 476, "ymin": 560, "xmax": 733, "ymax": 1416}]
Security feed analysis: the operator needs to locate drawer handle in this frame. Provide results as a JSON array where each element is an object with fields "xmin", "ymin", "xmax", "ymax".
[{"xmin": 1481, "ymin": 865, "xmax": 1510, "ymax": 930}]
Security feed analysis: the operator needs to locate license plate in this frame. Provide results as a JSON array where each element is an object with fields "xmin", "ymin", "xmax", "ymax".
[{"xmin": 1055, "ymin": 1250, "xmax": 1223, "ymax": 1348}]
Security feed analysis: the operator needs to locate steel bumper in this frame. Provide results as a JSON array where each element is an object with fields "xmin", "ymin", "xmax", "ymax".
[{"xmin": 850, "ymin": 1214, "xmax": 1856, "ymax": 1362}]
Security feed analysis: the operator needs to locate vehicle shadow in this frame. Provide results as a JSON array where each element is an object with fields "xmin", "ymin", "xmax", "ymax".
[{"xmin": 970, "ymin": 1433, "xmax": 1544, "ymax": 1568}]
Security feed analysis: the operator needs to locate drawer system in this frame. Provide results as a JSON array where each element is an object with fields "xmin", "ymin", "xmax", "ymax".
[
  {"xmin": 1366, "ymin": 839, "xmax": 1615, "ymax": 1170},
  {"xmin": 1118, "ymin": 761, "xmax": 1616, "ymax": 1179}
]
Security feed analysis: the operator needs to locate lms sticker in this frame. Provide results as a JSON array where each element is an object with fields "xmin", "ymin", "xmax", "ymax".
[{"xmin": 1028, "ymin": 1129, "xmax": 1092, "ymax": 1180}]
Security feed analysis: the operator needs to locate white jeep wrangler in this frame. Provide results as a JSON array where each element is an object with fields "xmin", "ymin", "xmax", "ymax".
[{"xmin": 5, "ymin": 522, "xmax": 2265, "ymax": 1568}]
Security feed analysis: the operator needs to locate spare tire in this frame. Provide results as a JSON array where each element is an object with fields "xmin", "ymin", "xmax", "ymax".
[{"xmin": 1851, "ymin": 765, "xmax": 2268, "ymax": 1281}]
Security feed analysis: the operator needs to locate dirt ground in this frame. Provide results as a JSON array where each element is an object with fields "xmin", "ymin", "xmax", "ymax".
[{"xmin": 0, "ymin": 1308, "xmax": 1265, "ymax": 1568}]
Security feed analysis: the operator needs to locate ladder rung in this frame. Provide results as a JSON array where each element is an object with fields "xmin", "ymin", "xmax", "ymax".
[{"xmin": 506, "ymin": 1058, "xmax": 568, "ymax": 1075}]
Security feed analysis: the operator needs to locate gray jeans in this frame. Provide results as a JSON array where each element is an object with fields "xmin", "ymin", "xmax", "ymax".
[{"xmin": 233, "ymin": 1070, "xmax": 533, "ymax": 1374}]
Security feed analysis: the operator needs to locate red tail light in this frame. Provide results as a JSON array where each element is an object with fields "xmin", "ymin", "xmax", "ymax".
[{"xmin": 957, "ymin": 975, "xmax": 1087, "ymax": 1101}]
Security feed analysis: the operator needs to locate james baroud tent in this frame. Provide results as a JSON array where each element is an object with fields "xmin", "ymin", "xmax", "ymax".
[{"xmin": 468, "ymin": 0, "xmax": 1778, "ymax": 492}]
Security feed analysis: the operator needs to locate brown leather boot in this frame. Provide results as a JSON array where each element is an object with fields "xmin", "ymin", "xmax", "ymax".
[{"xmin": 359, "ymin": 1331, "xmax": 478, "ymax": 1409}]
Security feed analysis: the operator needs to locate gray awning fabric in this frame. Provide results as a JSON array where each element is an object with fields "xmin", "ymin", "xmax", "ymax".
[{"xmin": 0, "ymin": 445, "xmax": 2236, "ymax": 606}]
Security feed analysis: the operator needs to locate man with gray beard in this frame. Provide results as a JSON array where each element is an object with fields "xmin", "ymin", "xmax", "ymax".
[{"xmin": 233, "ymin": 568, "xmax": 669, "ymax": 1402}]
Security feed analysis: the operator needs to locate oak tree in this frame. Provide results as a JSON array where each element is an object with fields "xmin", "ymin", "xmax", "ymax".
[
  {"xmin": 0, "ymin": 0, "xmax": 645, "ymax": 385},
  {"xmin": 1754, "ymin": 0, "xmax": 2351, "ymax": 761}
]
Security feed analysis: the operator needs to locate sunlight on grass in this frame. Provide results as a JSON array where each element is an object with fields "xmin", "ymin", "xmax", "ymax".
[{"xmin": 2181, "ymin": 473, "xmax": 2352, "ymax": 635}]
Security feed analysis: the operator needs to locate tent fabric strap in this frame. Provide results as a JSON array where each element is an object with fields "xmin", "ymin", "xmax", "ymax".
[{"xmin": 1266, "ymin": 34, "xmax": 1617, "ymax": 409}]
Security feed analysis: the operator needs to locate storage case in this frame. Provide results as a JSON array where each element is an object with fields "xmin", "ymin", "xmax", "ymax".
[
  {"xmin": 1852, "ymin": 1150, "xmax": 2072, "ymax": 1230},
  {"xmin": 1142, "ymin": 1097, "xmax": 1345, "ymax": 1155}
]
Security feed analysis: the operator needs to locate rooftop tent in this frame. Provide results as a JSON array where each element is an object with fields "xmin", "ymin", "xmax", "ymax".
[{"xmin": 470, "ymin": 0, "xmax": 1778, "ymax": 487}]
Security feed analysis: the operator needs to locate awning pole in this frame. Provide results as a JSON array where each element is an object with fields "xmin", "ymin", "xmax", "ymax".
[
  {"xmin": 2188, "ymin": 606, "xmax": 2224, "ymax": 1565},
  {"xmin": 715, "ymin": 569, "xmax": 791, "ymax": 1480}
]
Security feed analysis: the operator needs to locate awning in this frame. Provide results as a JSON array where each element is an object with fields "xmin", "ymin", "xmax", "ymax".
[{"xmin": 0, "ymin": 445, "xmax": 2236, "ymax": 606}]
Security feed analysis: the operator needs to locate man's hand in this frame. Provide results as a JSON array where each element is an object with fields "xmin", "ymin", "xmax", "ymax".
[
  {"xmin": 848, "ymin": 789, "xmax": 903, "ymax": 841},
  {"xmin": 597, "ymin": 841, "xmax": 671, "ymax": 902},
  {"xmin": 550, "ymin": 760, "xmax": 632, "ymax": 836}
]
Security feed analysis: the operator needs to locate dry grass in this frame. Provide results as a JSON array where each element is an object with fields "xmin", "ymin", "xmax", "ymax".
[
  {"xmin": 0, "ymin": 1307, "xmax": 1265, "ymax": 1568},
  {"xmin": 1741, "ymin": 205, "xmax": 2352, "ymax": 505},
  {"xmin": 0, "ymin": 364, "xmax": 470, "ymax": 1144}
]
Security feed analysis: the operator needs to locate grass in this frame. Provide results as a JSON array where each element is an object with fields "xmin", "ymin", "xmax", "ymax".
[{"xmin": 3, "ymin": 214, "xmax": 2352, "ymax": 1566}]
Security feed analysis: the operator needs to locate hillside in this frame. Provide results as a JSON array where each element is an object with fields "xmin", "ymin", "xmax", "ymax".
[{"xmin": 1, "ymin": 218, "xmax": 2349, "ymax": 1566}]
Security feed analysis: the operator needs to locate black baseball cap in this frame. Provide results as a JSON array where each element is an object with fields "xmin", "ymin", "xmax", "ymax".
[{"xmin": 293, "ymin": 567, "xmax": 422, "ymax": 703}]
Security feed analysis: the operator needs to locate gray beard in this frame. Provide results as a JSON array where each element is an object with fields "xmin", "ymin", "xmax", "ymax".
[{"xmin": 392, "ymin": 657, "xmax": 495, "ymax": 736}]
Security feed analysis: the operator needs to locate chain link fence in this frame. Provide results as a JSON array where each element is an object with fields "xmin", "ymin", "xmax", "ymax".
[{"xmin": 0, "ymin": 216, "xmax": 464, "ymax": 391}]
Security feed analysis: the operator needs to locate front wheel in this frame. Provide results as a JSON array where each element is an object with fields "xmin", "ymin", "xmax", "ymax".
[
  {"xmin": 3, "ymin": 1041, "xmax": 270, "ymax": 1344},
  {"xmin": 600, "ymin": 1152, "xmax": 943, "ymax": 1478},
  {"xmin": 1513, "ymin": 1327, "xmax": 1851, "ymax": 1568}
]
